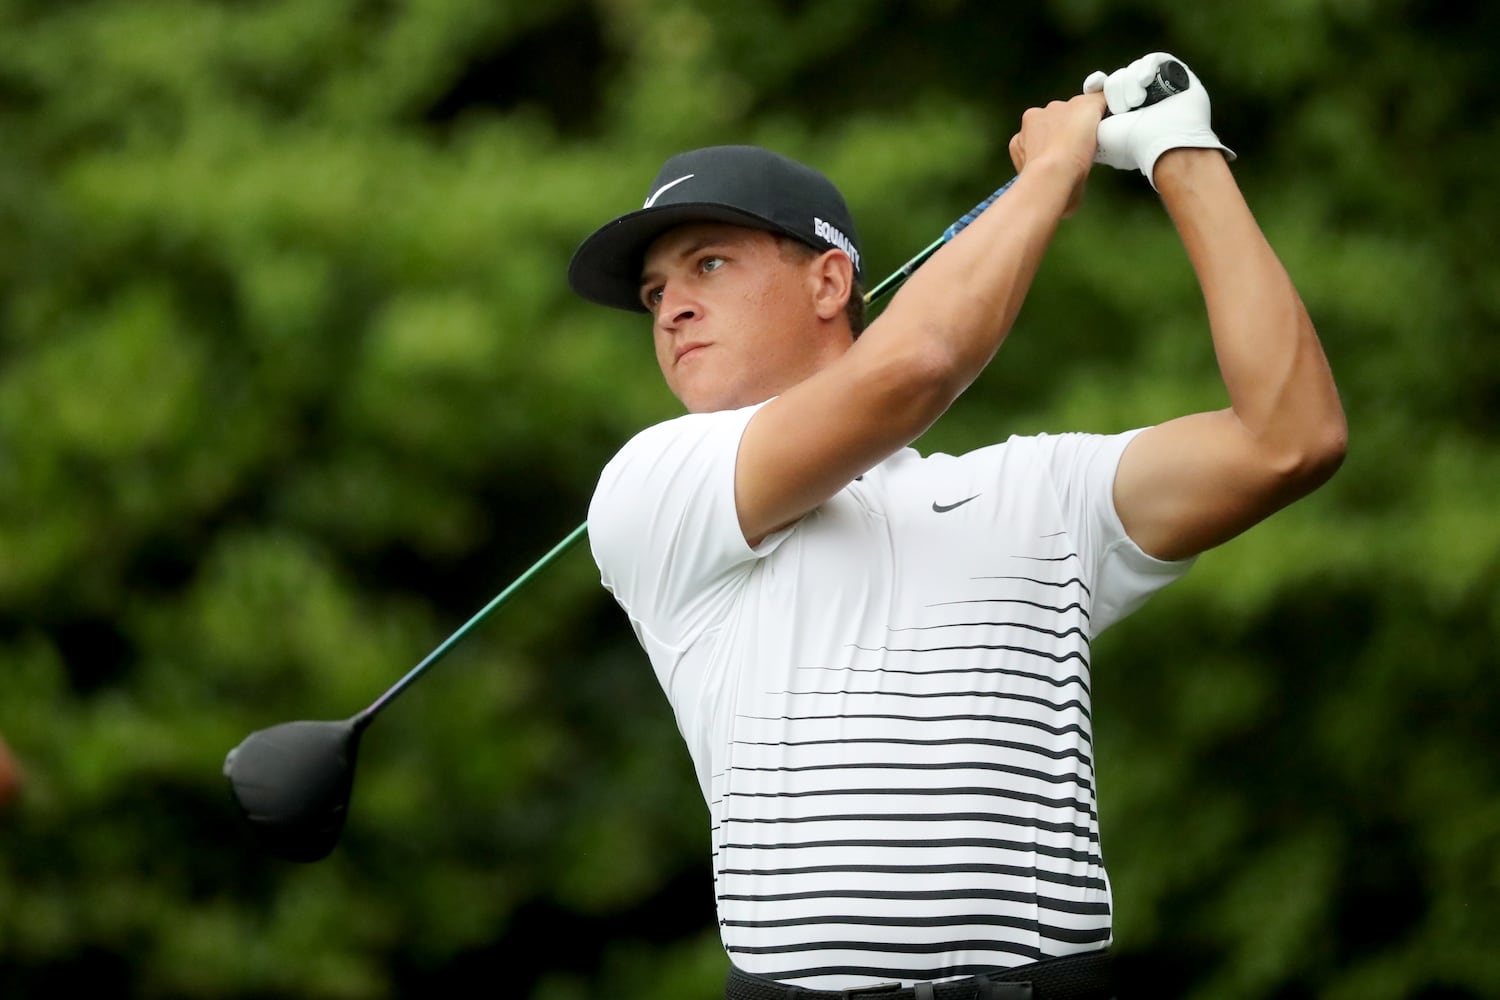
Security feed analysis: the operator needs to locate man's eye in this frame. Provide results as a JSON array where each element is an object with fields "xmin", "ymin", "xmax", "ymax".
[
  {"xmin": 700, "ymin": 256, "xmax": 724, "ymax": 272},
  {"xmin": 644, "ymin": 287, "xmax": 663, "ymax": 308}
]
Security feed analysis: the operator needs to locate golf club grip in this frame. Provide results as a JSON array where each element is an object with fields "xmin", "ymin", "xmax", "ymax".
[
  {"xmin": 1105, "ymin": 58, "xmax": 1189, "ymax": 119},
  {"xmin": 940, "ymin": 59, "xmax": 1189, "ymax": 244}
]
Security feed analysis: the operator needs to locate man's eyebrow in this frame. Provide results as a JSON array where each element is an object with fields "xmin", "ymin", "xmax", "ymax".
[{"xmin": 639, "ymin": 234, "xmax": 744, "ymax": 288}]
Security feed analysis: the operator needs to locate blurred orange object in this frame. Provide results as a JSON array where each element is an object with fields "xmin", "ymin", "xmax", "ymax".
[{"xmin": 0, "ymin": 733, "xmax": 22, "ymax": 811}]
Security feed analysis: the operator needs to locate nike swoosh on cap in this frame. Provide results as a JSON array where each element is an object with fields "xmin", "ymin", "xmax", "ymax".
[
  {"xmin": 643, "ymin": 174, "xmax": 695, "ymax": 208},
  {"xmin": 932, "ymin": 495, "xmax": 980, "ymax": 513}
]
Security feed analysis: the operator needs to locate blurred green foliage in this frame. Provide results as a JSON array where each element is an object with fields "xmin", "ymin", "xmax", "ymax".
[{"xmin": 1, "ymin": 0, "xmax": 1497, "ymax": 997}]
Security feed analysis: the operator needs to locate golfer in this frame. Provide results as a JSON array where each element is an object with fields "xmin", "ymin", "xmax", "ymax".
[{"xmin": 568, "ymin": 53, "xmax": 1344, "ymax": 1000}]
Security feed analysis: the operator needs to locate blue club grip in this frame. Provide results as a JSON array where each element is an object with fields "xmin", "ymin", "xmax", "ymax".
[{"xmin": 943, "ymin": 177, "xmax": 1018, "ymax": 242}]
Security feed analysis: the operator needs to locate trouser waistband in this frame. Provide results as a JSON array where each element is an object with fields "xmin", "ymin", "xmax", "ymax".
[{"xmin": 724, "ymin": 949, "xmax": 1115, "ymax": 1000}]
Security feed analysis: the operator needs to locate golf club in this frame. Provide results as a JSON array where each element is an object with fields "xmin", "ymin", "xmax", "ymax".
[
  {"xmin": 224, "ymin": 524, "xmax": 588, "ymax": 861},
  {"xmin": 224, "ymin": 61, "xmax": 1188, "ymax": 862}
]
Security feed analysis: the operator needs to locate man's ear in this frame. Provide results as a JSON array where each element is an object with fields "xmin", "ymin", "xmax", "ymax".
[{"xmin": 810, "ymin": 249, "xmax": 854, "ymax": 322}]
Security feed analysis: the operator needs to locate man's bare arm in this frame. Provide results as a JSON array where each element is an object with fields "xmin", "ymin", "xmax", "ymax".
[
  {"xmin": 1113, "ymin": 148, "xmax": 1347, "ymax": 561},
  {"xmin": 735, "ymin": 95, "xmax": 1106, "ymax": 545}
]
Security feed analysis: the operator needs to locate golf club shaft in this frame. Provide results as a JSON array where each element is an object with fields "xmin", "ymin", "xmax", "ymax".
[
  {"xmin": 861, "ymin": 178, "xmax": 1017, "ymax": 305},
  {"xmin": 357, "ymin": 521, "xmax": 589, "ymax": 725},
  {"xmin": 357, "ymin": 186, "xmax": 1010, "ymax": 719},
  {"xmin": 358, "ymin": 177, "xmax": 976, "ymax": 720},
  {"xmin": 358, "ymin": 64, "xmax": 1191, "ymax": 720}
]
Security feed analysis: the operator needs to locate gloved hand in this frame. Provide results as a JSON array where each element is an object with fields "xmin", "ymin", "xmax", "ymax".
[{"xmin": 1082, "ymin": 53, "xmax": 1235, "ymax": 190}]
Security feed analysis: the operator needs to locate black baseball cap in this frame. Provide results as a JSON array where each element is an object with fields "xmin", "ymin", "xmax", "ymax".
[{"xmin": 567, "ymin": 145, "xmax": 863, "ymax": 313}]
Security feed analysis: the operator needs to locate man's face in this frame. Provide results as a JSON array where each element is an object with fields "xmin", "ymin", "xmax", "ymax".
[{"xmin": 639, "ymin": 223, "xmax": 827, "ymax": 413}]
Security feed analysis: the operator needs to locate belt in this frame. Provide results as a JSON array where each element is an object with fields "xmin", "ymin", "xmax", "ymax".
[{"xmin": 724, "ymin": 949, "xmax": 1114, "ymax": 1000}]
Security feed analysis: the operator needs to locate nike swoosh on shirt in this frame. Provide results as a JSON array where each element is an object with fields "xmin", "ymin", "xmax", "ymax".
[
  {"xmin": 643, "ymin": 174, "xmax": 695, "ymax": 208},
  {"xmin": 932, "ymin": 494, "xmax": 980, "ymax": 513}
]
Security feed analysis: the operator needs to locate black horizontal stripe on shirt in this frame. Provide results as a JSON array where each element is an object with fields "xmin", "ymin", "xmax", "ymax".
[
  {"xmin": 971, "ymin": 575, "xmax": 1092, "ymax": 596},
  {"xmin": 847, "ymin": 643, "xmax": 1089, "ymax": 667},
  {"xmin": 729, "ymin": 758, "xmax": 1095, "ymax": 792},
  {"xmin": 729, "ymin": 923, "xmax": 1112, "ymax": 953},
  {"xmin": 718, "ymin": 836, "xmax": 1098, "ymax": 864},
  {"xmin": 733, "ymin": 735, "xmax": 1094, "ymax": 767},
  {"xmin": 793, "ymin": 664, "xmax": 1091, "ymax": 691},
  {"xmin": 753, "ymin": 955, "xmax": 1049, "ymax": 982},
  {"xmin": 725, "ymin": 784, "xmax": 1096, "ymax": 813},
  {"xmin": 737, "ymin": 712, "xmax": 1094, "ymax": 744},
  {"xmin": 728, "ymin": 935, "xmax": 1105, "ymax": 958},
  {"xmin": 925, "ymin": 597, "xmax": 1091, "ymax": 621},
  {"xmin": 1015, "ymin": 554, "xmax": 1080, "ymax": 563},
  {"xmin": 717, "ymin": 886, "xmax": 1109, "ymax": 914},
  {"xmin": 885, "ymin": 622, "xmax": 1089, "ymax": 643},
  {"xmin": 1041, "ymin": 924, "xmax": 1115, "ymax": 945},
  {"xmin": 722, "ymin": 912, "xmax": 1098, "ymax": 935},
  {"xmin": 721, "ymin": 913, "xmax": 1109, "ymax": 939},
  {"xmin": 716, "ymin": 862, "xmax": 1106, "ymax": 891},
  {"xmin": 766, "ymin": 690, "xmax": 1094, "ymax": 721},
  {"xmin": 723, "ymin": 811, "xmax": 1097, "ymax": 840}
]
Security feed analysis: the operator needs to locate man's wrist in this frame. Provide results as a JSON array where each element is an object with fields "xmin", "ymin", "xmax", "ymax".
[
  {"xmin": 1017, "ymin": 155, "xmax": 1089, "ymax": 211},
  {"xmin": 1151, "ymin": 147, "xmax": 1232, "ymax": 195}
]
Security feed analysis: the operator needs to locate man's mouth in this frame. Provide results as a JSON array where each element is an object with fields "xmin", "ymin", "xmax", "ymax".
[{"xmin": 675, "ymin": 342, "xmax": 709, "ymax": 364}]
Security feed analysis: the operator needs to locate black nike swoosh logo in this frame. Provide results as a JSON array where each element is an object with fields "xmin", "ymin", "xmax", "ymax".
[{"xmin": 932, "ymin": 494, "xmax": 980, "ymax": 513}]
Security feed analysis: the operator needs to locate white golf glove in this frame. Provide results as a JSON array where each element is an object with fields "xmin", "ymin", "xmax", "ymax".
[{"xmin": 1082, "ymin": 53, "xmax": 1235, "ymax": 190}]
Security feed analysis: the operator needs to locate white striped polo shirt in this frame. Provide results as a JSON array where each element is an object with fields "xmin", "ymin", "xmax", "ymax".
[{"xmin": 588, "ymin": 403, "xmax": 1192, "ymax": 991}]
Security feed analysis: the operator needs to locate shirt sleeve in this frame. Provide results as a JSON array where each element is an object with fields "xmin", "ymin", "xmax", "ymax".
[
  {"xmin": 587, "ymin": 403, "xmax": 791, "ymax": 650},
  {"xmin": 1025, "ymin": 428, "xmax": 1195, "ymax": 636}
]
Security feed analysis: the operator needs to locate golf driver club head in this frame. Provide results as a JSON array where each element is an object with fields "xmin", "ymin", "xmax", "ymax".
[{"xmin": 224, "ymin": 717, "xmax": 365, "ymax": 862}]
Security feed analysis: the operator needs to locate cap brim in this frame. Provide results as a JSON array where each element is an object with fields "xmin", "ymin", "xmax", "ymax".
[{"xmin": 567, "ymin": 203, "xmax": 800, "ymax": 313}]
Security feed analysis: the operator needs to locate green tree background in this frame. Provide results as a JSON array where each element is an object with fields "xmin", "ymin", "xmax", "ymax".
[{"xmin": 2, "ymin": 1, "xmax": 1496, "ymax": 997}]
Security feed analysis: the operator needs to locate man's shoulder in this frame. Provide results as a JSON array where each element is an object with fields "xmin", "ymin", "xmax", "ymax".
[
  {"xmin": 908, "ymin": 430, "xmax": 1070, "ymax": 470},
  {"xmin": 606, "ymin": 411, "xmax": 692, "ymax": 458},
  {"xmin": 599, "ymin": 403, "xmax": 770, "ymax": 484},
  {"xmin": 587, "ymin": 404, "xmax": 770, "ymax": 621},
  {"xmin": 955, "ymin": 428, "xmax": 1147, "ymax": 466},
  {"xmin": 894, "ymin": 429, "xmax": 1145, "ymax": 505},
  {"xmin": 590, "ymin": 403, "xmax": 768, "ymax": 532}
]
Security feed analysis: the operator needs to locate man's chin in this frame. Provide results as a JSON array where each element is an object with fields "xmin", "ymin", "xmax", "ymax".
[{"xmin": 681, "ymin": 386, "xmax": 765, "ymax": 415}]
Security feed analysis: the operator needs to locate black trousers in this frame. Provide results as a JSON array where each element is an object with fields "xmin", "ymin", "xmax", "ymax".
[{"xmin": 724, "ymin": 949, "xmax": 1116, "ymax": 1000}]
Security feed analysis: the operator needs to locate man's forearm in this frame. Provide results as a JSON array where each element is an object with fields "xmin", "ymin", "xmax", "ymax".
[
  {"xmin": 729, "ymin": 96, "xmax": 1105, "ymax": 547},
  {"xmin": 858, "ymin": 93, "xmax": 1106, "ymax": 419},
  {"xmin": 1156, "ymin": 149, "xmax": 1346, "ymax": 476},
  {"xmin": 868, "ymin": 157, "xmax": 1076, "ymax": 388}
]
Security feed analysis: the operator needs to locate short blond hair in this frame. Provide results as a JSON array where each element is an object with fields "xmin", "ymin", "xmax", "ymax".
[{"xmin": 775, "ymin": 237, "xmax": 867, "ymax": 338}]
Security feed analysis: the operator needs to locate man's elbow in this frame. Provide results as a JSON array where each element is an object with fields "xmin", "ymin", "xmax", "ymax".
[
  {"xmin": 1306, "ymin": 402, "xmax": 1349, "ymax": 481},
  {"xmin": 1271, "ymin": 411, "xmax": 1348, "ymax": 495}
]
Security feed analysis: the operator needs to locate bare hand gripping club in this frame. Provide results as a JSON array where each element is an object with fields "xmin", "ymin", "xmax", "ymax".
[{"xmin": 224, "ymin": 60, "xmax": 1190, "ymax": 862}]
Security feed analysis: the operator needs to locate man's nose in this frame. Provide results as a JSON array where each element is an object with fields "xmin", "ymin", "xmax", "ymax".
[{"xmin": 657, "ymin": 283, "xmax": 699, "ymax": 327}]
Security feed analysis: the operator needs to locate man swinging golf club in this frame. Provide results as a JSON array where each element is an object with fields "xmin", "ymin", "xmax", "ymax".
[{"xmin": 568, "ymin": 53, "xmax": 1345, "ymax": 1000}]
